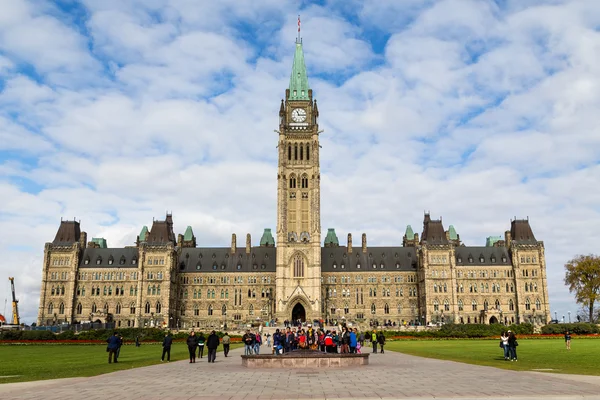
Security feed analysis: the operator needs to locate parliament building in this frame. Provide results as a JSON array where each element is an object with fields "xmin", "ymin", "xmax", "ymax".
[{"xmin": 37, "ymin": 36, "xmax": 551, "ymax": 329}]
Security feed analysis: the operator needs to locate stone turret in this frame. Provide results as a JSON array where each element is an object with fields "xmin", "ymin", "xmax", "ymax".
[
  {"xmin": 260, "ymin": 229, "xmax": 275, "ymax": 247},
  {"xmin": 324, "ymin": 228, "xmax": 339, "ymax": 247},
  {"xmin": 347, "ymin": 233, "xmax": 352, "ymax": 253},
  {"xmin": 362, "ymin": 233, "xmax": 367, "ymax": 253},
  {"xmin": 231, "ymin": 233, "xmax": 237, "ymax": 254},
  {"xmin": 246, "ymin": 234, "xmax": 251, "ymax": 254}
]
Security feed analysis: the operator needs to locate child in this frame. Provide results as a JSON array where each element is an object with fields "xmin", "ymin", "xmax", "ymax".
[{"xmin": 356, "ymin": 342, "xmax": 362, "ymax": 354}]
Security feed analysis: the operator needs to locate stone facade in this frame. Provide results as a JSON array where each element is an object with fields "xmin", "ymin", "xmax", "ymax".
[{"xmin": 36, "ymin": 36, "xmax": 551, "ymax": 329}]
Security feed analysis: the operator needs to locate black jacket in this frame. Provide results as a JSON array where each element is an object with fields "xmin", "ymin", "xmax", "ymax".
[
  {"xmin": 187, "ymin": 335, "xmax": 198, "ymax": 348},
  {"xmin": 163, "ymin": 335, "xmax": 173, "ymax": 348},
  {"xmin": 206, "ymin": 333, "xmax": 220, "ymax": 349}
]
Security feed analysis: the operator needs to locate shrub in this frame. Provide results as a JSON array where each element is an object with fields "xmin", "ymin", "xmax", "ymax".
[{"xmin": 540, "ymin": 323, "xmax": 599, "ymax": 335}]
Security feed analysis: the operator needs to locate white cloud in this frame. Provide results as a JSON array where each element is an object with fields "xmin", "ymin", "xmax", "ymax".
[{"xmin": 1, "ymin": 0, "xmax": 599, "ymax": 323}]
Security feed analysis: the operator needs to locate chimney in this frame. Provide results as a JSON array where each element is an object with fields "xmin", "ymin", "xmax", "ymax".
[
  {"xmin": 231, "ymin": 233, "xmax": 237, "ymax": 254},
  {"xmin": 177, "ymin": 234, "xmax": 183, "ymax": 248},
  {"xmin": 79, "ymin": 231, "xmax": 87, "ymax": 249},
  {"xmin": 505, "ymin": 230, "xmax": 511, "ymax": 249},
  {"xmin": 347, "ymin": 233, "xmax": 353, "ymax": 254},
  {"xmin": 362, "ymin": 233, "xmax": 367, "ymax": 253},
  {"xmin": 246, "ymin": 234, "xmax": 251, "ymax": 254}
]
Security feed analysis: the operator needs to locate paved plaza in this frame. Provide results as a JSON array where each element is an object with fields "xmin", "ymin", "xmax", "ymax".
[{"xmin": 1, "ymin": 346, "xmax": 600, "ymax": 400}]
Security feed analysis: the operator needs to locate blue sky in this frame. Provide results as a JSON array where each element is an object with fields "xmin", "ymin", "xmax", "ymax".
[{"xmin": 1, "ymin": 0, "xmax": 600, "ymax": 323}]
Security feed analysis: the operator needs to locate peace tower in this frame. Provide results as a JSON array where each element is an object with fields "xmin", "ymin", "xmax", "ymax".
[{"xmin": 275, "ymin": 36, "xmax": 322, "ymax": 322}]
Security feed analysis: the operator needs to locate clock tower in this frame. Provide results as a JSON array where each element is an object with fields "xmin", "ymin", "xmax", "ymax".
[{"xmin": 275, "ymin": 36, "xmax": 322, "ymax": 322}]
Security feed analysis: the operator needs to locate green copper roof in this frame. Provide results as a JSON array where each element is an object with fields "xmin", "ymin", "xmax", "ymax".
[
  {"xmin": 91, "ymin": 237, "xmax": 107, "ymax": 248},
  {"xmin": 139, "ymin": 226, "xmax": 148, "ymax": 242},
  {"xmin": 183, "ymin": 226, "xmax": 194, "ymax": 241},
  {"xmin": 288, "ymin": 40, "xmax": 310, "ymax": 101},
  {"xmin": 486, "ymin": 236, "xmax": 503, "ymax": 247},
  {"xmin": 260, "ymin": 229, "xmax": 275, "ymax": 246},
  {"xmin": 448, "ymin": 225, "xmax": 458, "ymax": 240},
  {"xmin": 324, "ymin": 228, "xmax": 339, "ymax": 246},
  {"xmin": 405, "ymin": 225, "xmax": 414, "ymax": 239}
]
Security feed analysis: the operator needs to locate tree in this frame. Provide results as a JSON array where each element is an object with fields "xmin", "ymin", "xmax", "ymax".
[{"xmin": 564, "ymin": 255, "xmax": 600, "ymax": 323}]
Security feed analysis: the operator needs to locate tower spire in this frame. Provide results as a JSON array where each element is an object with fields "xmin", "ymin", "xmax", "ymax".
[{"xmin": 289, "ymin": 16, "xmax": 310, "ymax": 101}]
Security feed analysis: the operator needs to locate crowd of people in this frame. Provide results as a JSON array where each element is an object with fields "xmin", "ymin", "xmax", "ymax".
[{"xmin": 271, "ymin": 324, "xmax": 387, "ymax": 355}]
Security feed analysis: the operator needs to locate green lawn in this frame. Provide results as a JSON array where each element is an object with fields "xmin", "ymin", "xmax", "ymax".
[
  {"xmin": 387, "ymin": 338, "xmax": 600, "ymax": 375},
  {"xmin": 0, "ymin": 343, "xmax": 241, "ymax": 384}
]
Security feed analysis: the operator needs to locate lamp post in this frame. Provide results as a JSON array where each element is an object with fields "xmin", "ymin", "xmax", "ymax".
[
  {"xmin": 555, "ymin": 311, "xmax": 558, "ymax": 322},
  {"xmin": 568, "ymin": 311, "xmax": 571, "ymax": 323},
  {"xmin": 562, "ymin": 315, "xmax": 565, "ymax": 323}
]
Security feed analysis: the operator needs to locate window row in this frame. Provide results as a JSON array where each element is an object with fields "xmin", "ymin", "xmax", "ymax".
[
  {"xmin": 50, "ymin": 271, "xmax": 69, "ymax": 280},
  {"xmin": 287, "ymin": 143, "xmax": 311, "ymax": 162},
  {"xmin": 78, "ymin": 271, "xmax": 135, "ymax": 281},
  {"xmin": 51, "ymin": 257, "xmax": 71, "ymax": 266},
  {"xmin": 520, "ymin": 256, "xmax": 538, "ymax": 264},
  {"xmin": 457, "ymin": 255, "xmax": 507, "ymax": 264},
  {"xmin": 458, "ymin": 270, "xmax": 514, "ymax": 279},
  {"xmin": 84, "ymin": 256, "xmax": 137, "ymax": 265}
]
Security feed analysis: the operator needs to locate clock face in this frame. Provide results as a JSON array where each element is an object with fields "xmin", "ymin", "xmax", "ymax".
[{"xmin": 291, "ymin": 108, "xmax": 307, "ymax": 122}]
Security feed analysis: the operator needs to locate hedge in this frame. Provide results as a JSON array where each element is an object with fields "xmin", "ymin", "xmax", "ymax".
[
  {"xmin": 540, "ymin": 323, "xmax": 599, "ymax": 335},
  {"xmin": 0, "ymin": 328, "xmax": 241, "ymax": 342},
  {"xmin": 379, "ymin": 323, "xmax": 534, "ymax": 339}
]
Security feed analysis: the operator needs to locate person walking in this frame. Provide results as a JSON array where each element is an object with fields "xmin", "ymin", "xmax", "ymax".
[
  {"xmin": 161, "ymin": 332, "xmax": 173, "ymax": 362},
  {"xmin": 371, "ymin": 330, "xmax": 378, "ymax": 353},
  {"xmin": 222, "ymin": 332, "xmax": 231, "ymax": 357},
  {"xmin": 206, "ymin": 330, "xmax": 220, "ymax": 363},
  {"xmin": 266, "ymin": 333, "xmax": 271, "ymax": 348},
  {"xmin": 565, "ymin": 330, "xmax": 571, "ymax": 350},
  {"xmin": 187, "ymin": 331, "xmax": 198, "ymax": 363},
  {"xmin": 507, "ymin": 330, "xmax": 518, "ymax": 361},
  {"xmin": 106, "ymin": 332, "xmax": 120, "ymax": 364},
  {"xmin": 377, "ymin": 331, "xmax": 386, "ymax": 354},
  {"xmin": 197, "ymin": 332, "xmax": 206, "ymax": 358},
  {"xmin": 500, "ymin": 331, "xmax": 510, "ymax": 360}
]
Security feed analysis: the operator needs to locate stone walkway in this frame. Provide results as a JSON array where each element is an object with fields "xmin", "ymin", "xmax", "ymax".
[{"xmin": 1, "ymin": 346, "xmax": 600, "ymax": 400}]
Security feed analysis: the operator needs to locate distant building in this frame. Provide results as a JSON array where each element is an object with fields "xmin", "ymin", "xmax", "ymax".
[{"xmin": 37, "ymin": 35, "xmax": 550, "ymax": 329}]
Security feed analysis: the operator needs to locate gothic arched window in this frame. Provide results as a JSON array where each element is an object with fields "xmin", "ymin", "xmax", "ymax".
[
  {"xmin": 76, "ymin": 303, "xmax": 82, "ymax": 314},
  {"xmin": 293, "ymin": 254, "xmax": 305, "ymax": 278},
  {"xmin": 58, "ymin": 303, "xmax": 65, "ymax": 314},
  {"xmin": 371, "ymin": 303, "xmax": 376, "ymax": 314},
  {"xmin": 144, "ymin": 302, "xmax": 151, "ymax": 314},
  {"xmin": 156, "ymin": 301, "xmax": 162, "ymax": 313}
]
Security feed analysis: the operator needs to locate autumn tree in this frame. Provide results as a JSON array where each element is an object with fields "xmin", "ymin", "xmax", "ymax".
[{"xmin": 564, "ymin": 255, "xmax": 600, "ymax": 323}]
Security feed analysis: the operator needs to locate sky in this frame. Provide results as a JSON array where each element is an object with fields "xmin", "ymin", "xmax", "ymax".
[{"xmin": 1, "ymin": 0, "xmax": 599, "ymax": 324}]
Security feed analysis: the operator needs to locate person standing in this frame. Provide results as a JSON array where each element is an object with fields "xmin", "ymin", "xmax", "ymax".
[
  {"xmin": 161, "ymin": 332, "xmax": 173, "ymax": 362},
  {"xmin": 371, "ymin": 330, "xmax": 378, "ymax": 353},
  {"xmin": 508, "ymin": 330, "xmax": 518, "ymax": 361},
  {"xmin": 222, "ymin": 332, "xmax": 231, "ymax": 357},
  {"xmin": 377, "ymin": 331, "xmax": 386, "ymax": 354},
  {"xmin": 243, "ymin": 330, "xmax": 253, "ymax": 355},
  {"xmin": 501, "ymin": 331, "xmax": 510, "ymax": 360},
  {"xmin": 349, "ymin": 328, "xmax": 357, "ymax": 353},
  {"xmin": 197, "ymin": 332, "xmax": 206, "ymax": 358},
  {"xmin": 106, "ymin": 332, "xmax": 120, "ymax": 364},
  {"xmin": 115, "ymin": 335, "xmax": 124, "ymax": 361},
  {"xmin": 187, "ymin": 331, "xmax": 198, "ymax": 363},
  {"xmin": 266, "ymin": 333, "xmax": 271, "ymax": 348},
  {"xmin": 565, "ymin": 330, "xmax": 571, "ymax": 350},
  {"xmin": 135, "ymin": 335, "xmax": 140, "ymax": 347},
  {"xmin": 254, "ymin": 331, "xmax": 262, "ymax": 355},
  {"xmin": 206, "ymin": 330, "xmax": 220, "ymax": 363}
]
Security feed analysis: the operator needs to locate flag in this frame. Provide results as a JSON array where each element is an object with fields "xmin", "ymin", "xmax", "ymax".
[{"xmin": 298, "ymin": 16, "xmax": 301, "ymax": 33}]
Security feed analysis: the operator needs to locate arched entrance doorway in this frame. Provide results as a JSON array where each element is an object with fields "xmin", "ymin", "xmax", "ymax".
[
  {"xmin": 489, "ymin": 316, "xmax": 499, "ymax": 324},
  {"xmin": 291, "ymin": 303, "xmax": 306, "ymax": 323}
]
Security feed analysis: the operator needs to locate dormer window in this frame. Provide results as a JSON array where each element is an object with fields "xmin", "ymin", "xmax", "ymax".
[
  {"xmin": 468, "ymin": 257, "xmax": 473, "ymax": 263},
  {"xmin": 119, "ymin": 256, "xmax": 126, "ymax": 265},
  {"xmin": 96, "ymin": 257, "xmax": 102, "ymax": 265},
  {"xmin": 372, "ymin": 263, "xmax": 377, "ymax": 269},
  {"xmin": 84, "ymin": 257, "xmax": 90, "ymax": 265},
  {"xmin": 236, "ymin": 264, "xmax": 241, "ymax": 270},
  {"xmin": 261, "ymin": 264, "xmax": 266, "ymax": 270},
  {"xmin": 212, "ymin": 264, "xmax": 217, "ymax": 270},
  {"xmin": 108, "ymin": 257, "xmax": 114, "ymax": 265},
  {"xmin": 380, "ymin": 263, "xmax": 384, "ymax": 269},
  {"xmin": 491, "ymin": 257, "xmax": 496, "ymax": 263},
  {"xmin": 333, "ymin": 263, "xmax": 337, "ymax": 269},
  {"xmin": 457, "ymin": 257, "xmax": 462, "ymax": 263},
  {"xmin": 356, "ymin": 263, "xmax": 361, "ymax": 269},
  {"xmin": 252, "ymin": 264, "xmax": 258, "ymax": 270},
  {"xmin": 196, "ymin": 263, "xmax": 202, "ymax": 270},
  {"xmin": 396, "ymin": 263, "xmax": 400, "ymax": 269},
  {"xmin": 220, "ymin": 264, "xmax": 226, "ymax": 270},
  {"xmin": 480, "ymin": 256, "xmax": 485, "ymax": 263},
  {"xmin": 131, "ymin": 258, "xmax": 137, "ymax": 265},
  {"xmin": 341, "ymin": 264, "xmax": 345, "ymax": 269}
]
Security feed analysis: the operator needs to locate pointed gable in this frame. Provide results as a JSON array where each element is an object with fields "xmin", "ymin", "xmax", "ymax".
[
  {"xmin": 146, "ymin": 213, "xmax": 176, "ymax": 245},
  {"xmin": 421, "ymin": 213, "xmax": 448, "ymax": 245},
  {"xmin": 510, "ymin": 219, "xmax": 537, "ymax": 244}
]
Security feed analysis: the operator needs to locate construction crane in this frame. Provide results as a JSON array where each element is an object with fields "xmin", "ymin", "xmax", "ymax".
[{"xmin": 9, "ymin": 277, "xmax": 20, "ymax": 326}]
